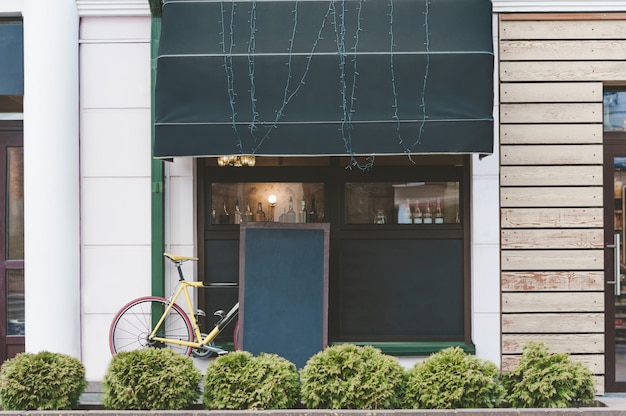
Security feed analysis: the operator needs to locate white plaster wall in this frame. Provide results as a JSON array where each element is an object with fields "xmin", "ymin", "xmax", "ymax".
[
  {"xmin": 79, "ymin": 15, "xmax": 152, "ymax": 381},
  {"xmin": 469, "ymin": 14, "xmax": 501, "ymax": 367},
  {"xmin": 164, "ymin": 158, "xmax": 197, "ymax": 300},
  {"xmin": 0, "ymin": 0, "xmax": 22, "ymax": 15}
]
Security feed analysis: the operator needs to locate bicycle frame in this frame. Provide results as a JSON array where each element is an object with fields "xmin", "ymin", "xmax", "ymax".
[{"xmin": 149, "ymin": 258, "xmax": 239, "ymax": 354}]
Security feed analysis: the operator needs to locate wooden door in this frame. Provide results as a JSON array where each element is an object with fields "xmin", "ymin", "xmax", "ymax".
[{"xmin": 0, "ymin": 125, "xmax": 24, "ymax": 362}]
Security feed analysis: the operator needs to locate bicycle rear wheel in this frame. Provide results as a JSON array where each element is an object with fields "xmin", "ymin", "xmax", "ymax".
[{"xmin": 109, "ymin": 296, "xmax": 193, "ymax": 356}]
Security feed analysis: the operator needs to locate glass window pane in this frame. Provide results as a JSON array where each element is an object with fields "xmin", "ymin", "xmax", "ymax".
[
  {"xmin": 346, "ymin": 181, "xmax": 459, "ymax": 224},
  {"xmin": 7, "ymin": 269, "xmax": 24, "ymax": 336},
  {"xmin": 211, "ymin": 182, "xmax": 325, "ymax": 224},
  {"xmin": 605, "ymin": 91, "xmax": 626, "ymax": 132},
  {"xmin": 7, "ymin": 147, "xmax": 24, "ymax": 260}
]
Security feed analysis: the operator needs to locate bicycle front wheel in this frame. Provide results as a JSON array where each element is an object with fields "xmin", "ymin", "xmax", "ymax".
[{"xmin": 109, "ymin": 296, "xmax": 193, "ymax": 356}]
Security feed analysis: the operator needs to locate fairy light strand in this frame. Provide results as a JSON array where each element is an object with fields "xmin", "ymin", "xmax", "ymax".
[
  {"xmin": 218, "ymin": 0, "xmax": 431, "ymax": 168},
  {"xmin": 247, "ymin": 0, "xmax": 259, "ymax": 137},
  {"xmin": 220, "ymin": 1, "xmax": 243, "ymax": 152},
  {"xmin": 412, "ymin": 0, "xmax": 430, "ymax": 149},
  {"xmin": 251, "ymin": 0, "xmax": 335, "ymax": 154}
]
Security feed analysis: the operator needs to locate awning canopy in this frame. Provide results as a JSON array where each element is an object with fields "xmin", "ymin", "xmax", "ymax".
[{"xmin": 154, "ymin": 0, "xmax": 494, "ymax": 159}]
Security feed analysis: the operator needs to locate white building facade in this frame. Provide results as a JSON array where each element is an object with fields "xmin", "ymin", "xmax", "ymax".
[{"xmin": 0, "ymin": 0, "xmax": 622, "ymax": 392}]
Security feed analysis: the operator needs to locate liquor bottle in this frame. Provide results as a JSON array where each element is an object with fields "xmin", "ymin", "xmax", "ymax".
[
  {"xmin": 308, "ymin": 196, "xmax": 318, "ymax": 223},
  {"xmin": 435, "ymin": 198, "xmax": 444, "ymax": 224},
  {"xmin": 286, "ymin": 197, "xmax": 296, "ymax": 223},
  {"xmin": 413, "ymin": 200, "xmax": 422, "ymax": 224},
  {"xmin": 398, "ymin": 198, "xmax": 412, "ymax": 224},
  {"xmin": 244, "ymin": 202, "xmax": 254, "ymax": 222},
  {"xmin": 455, "ymin": 210, "xmax": 460, "ymax": 224},
  {"xmin": 423, "ymin": 200, "xmax": 433, "ymax": 224},
  {"xmin": 299, "ymin": 197, "xmax": 308, "ymax": 223},
  {"xmin": 219, "ymin": 201, "xmax": 230, "ymax": 225},
  {"xmin": 233, "ymin": 200, "xmax": 242, "ymax": 224},
  {"xmin": 279, "ymin": 208, "xmax": 287, "ymax": 223},
  {"xmin": 211, "ymin": 206, "xmax": 216, "ymax": 224},
  {"xmin": 255, "ymin": 202, "xmax": 266, "ymax": 222}
]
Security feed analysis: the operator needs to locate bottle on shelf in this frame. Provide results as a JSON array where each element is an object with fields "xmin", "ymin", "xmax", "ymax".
[
  {"xmin": 279, "ymin": 207, "xmax": 287, "ymax": 223},
  {"xmin": 398, "ymin": 198, "xmax": 412, "ymax": 224},
  {"xmin": 435, "ymin": 198, "xmax": 444, "ymax": 224},
  {"xmin": 299, "ymin": 197, "xmax": 308, "ymax": 223},
  {"xmin": 423, "ymin": 200, "xmax": 433, "ymax": 224},
  {"xmin": 211, "ymin": 206, "xmax": 216, "ymax": 224},
  {"xmin": 308, "ymin": 196, "xmax": 318, "ymax": 223},
  {"xmin": 233, "ymin": 200, "xmax": 242, "ymax": 224},
  {"xmin": 455, "ymin": 209, "xmax": 460, "ymax": 224},
  {"xmin": 286, "ymin": 196, "xmax": 297, "ymax": 223},
  {"xmin": 412, "ymin": 200, "xmax": 422, "ymax": 224},
  {"xmin": 255, "ymin": 202, "xmax": 266, "ymax": 222},
  {"xmin": 219, "ymin": 201, "xmax": 230, "ymax": 225},
  {"xmin": 375, "ymin": 208, "xmax": 386, "ymax": 224},
  {"xmin": 244, "ymin": 202, "xmax": 254, "ymax": 222}
]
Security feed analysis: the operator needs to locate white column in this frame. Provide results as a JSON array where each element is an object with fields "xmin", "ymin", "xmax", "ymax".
[{"xmin": 22, "ymin": 0, "xmax": 80, "ymax": 357}]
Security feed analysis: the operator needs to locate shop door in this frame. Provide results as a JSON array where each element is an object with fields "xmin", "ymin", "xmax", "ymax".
[
  {"xmin": 0, "ymin": 129, "xmax": 24, "ymax": 362},
  {"xmin": 604, "ymin": 135, "xmax": 626, "ymax": 391}
]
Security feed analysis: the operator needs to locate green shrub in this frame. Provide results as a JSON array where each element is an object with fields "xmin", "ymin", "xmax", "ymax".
[
  {"xmin": 299, "ymin": 344, "xmax": 405, "ymax": 409},
  {"xmin": 102, "ymin": 348, "xmax": 201, "ymax": 410},
  {"xmin": 404, "ymin": 346, "xmax": 505, "ymax": 409},
  {"xmin": 502, "ymin": 342, "xmax": 595, "ymax": 408},
  {"xmin": 203, "ymin": 350, "xmax": 300, "ymax": 410},
  {"xmin": 0, "ymin": 351, "xmax": 87, "ymax": 410}
]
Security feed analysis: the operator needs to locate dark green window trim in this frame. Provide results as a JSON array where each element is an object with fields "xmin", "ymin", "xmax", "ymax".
[{"xmin": 335, "ymin": 341, "xmax": 476, "ymax": 356}]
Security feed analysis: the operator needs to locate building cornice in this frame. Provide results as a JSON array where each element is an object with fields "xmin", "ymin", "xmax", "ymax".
[
  {"xmin": 76, "ymin": 0, "xmax": 150, "ymax": 17},
  {"xmin": 74, "ymin": 1, "xmax": 626, "ymax": 17},
  {"xmin": 492, "ymin": 0, "xmax": 626, "ymax": 12}
]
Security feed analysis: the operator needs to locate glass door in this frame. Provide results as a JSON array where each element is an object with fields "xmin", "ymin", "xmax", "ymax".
[
  {"xmin": 0, "ymin": 127, "xmax": 23, "ymax": 363},
  {"xmin": 605, "ymin": 137, "xmax": 626, "ymax": 391}
]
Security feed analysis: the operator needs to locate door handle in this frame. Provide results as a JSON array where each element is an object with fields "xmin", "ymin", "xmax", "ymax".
[{"xmin": 608, "ymin": 233, "xmax": 621, "ymax": 296}]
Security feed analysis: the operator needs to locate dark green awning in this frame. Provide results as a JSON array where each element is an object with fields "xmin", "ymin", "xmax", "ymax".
[{"xmin": 154, "ymin": 0, "xmax": 494, "ymax": 158}]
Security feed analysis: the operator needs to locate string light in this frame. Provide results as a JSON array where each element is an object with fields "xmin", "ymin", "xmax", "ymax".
[
  {"xmin": 220, "ymin": 1, "xmax": 243, "ymax": 153},
  {"xmin": 413, "ymin": 0, "xmax": 431, "ymax": 149},
  {"xmin": 217, "ymin": 0, "xmax": 431, "ymax": 170},
  {"xmin": 248, "ymin": 0, "xmax": 259, "ymax": 136}
]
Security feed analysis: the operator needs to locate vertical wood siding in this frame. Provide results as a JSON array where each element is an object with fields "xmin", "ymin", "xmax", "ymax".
[{"xmin": 498, "ymin": 15, "xmax": 626, "ymax": 392}]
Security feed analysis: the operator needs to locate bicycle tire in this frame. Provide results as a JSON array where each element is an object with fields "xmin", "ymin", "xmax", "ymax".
[{"xmin": 109, "ymin": 296, "xmax": 194, "ymax": 356}]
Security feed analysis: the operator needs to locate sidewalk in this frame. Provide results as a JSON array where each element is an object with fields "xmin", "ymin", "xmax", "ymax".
[{"xmin": 76, "ymin": 388, "xmax": 626, "ymax": 414}]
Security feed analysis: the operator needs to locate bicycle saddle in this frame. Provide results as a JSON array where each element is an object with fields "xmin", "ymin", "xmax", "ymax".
[{"xmin": 163, "ymin": 253, "xmax": 199, "ymax": 262}]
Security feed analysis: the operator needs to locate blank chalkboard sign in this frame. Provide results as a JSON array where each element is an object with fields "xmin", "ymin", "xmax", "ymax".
[{"xmin": 239, "ymin": 222, "xmax": 329, "ymax": 369}]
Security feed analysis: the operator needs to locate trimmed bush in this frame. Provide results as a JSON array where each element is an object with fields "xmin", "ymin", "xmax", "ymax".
[
  {"xmin": 203, "ymin": 350, "xmax": 300, "ymax": 410},
  {"xmin": 404, "ymin": 346, "xmax": 505, "ymax": 409},
  {"xmin": 0, "ymin": 351, "xmax": 87, "ymax": 410},
  {"xmin": 502, "ymin": 342, "xmax": 595, "ymax": 408},
  {"xmin": 299, "ymin": 344, "xmax": 405, "ymax": 409},
  {"xmin": 102, "ymin": 348, "xmax": 201, "ymax": 410}
]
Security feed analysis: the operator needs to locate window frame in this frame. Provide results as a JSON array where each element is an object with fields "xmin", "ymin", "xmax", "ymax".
[{"xmin": 197, "ymin": 156, "xmax": 473, "ymax": 354}]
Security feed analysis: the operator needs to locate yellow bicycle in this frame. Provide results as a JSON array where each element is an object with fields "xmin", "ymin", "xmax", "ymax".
[{"xmin": 109, "ymin": 253, "xmax": 239, "ymax": 357}]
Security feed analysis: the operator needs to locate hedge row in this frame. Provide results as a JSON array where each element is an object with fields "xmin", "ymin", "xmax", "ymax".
[{"xmin": 0, "ymin": 342, "xmax": 595, "ymax": 410}]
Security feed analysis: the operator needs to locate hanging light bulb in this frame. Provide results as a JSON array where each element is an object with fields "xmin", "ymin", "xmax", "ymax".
[{"xmin": 217, "ymin": 155, "xmax": 256, "ymax": 167}]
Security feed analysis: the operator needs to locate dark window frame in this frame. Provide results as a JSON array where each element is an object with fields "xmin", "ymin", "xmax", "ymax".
[{"xmin": 197, "ymin": 156, "xmax": 473, "ymax": 354}]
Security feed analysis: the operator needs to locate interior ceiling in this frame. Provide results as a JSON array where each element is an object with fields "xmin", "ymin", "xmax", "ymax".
[{"xmin": 0, "ymin": 96, "xmax": 22, "ymax": 113}]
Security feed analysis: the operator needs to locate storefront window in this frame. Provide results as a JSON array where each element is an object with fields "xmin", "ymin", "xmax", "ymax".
[
  {"xmin": 211, "ymin": 182, "xmax": 324, "ymax": 224},
  {"xmin": 201, "ymin": 157, "xmax": 470, "ymax": 350},
  {"xmin": 346, "ymin": 181, "xmax": 460, "ymax": 225}
]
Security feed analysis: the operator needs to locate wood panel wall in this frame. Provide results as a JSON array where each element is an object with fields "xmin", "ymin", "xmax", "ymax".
[{"xmin": 498, "ymin": 14, "xmax": 626, "ymax": 392}]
